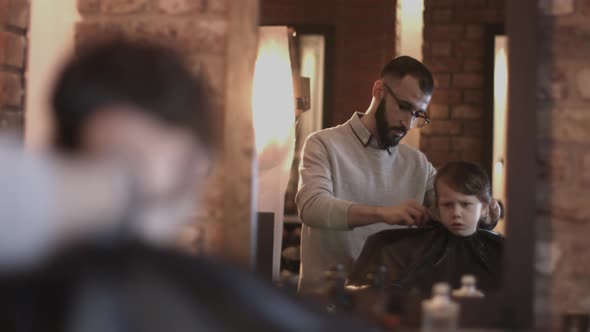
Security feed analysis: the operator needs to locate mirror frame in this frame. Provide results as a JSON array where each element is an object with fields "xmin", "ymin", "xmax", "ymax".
[{"xmin": 459, "ymin": 0, "xmax": 536, "ymax": 329}]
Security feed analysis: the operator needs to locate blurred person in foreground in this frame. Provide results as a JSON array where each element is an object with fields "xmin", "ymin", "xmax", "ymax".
[{"xmin": 0, "ymin": 40, "xmax": 366, "ymax": 332}]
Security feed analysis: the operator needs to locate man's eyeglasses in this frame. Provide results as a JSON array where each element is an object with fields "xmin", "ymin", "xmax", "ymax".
[{"xmin": 382, "ymin": 83, "xmax": 430, "ymax": 128}]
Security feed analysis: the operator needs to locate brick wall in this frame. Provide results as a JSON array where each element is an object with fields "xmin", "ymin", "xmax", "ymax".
[
  {"xmin": 421, "ymin": 0, "xmax": 504, "ymax": 166},
  {"xmin": 0, "ymin": 0, "xmax": 30, "ymax": 135},
  {"xmin": 536, "ymin": 0, "xmax": 590, "ymax": 328},
  {"xmin": 260, "ymin": 0, "xmax": 397, "ymax": 127},
  {"xmin": 77, "ymin": 0, "xmax": 228, "ymax": 135},
  {"xmin": 75, "ymin": 0, "xmax": 257, "ymax": 263}
]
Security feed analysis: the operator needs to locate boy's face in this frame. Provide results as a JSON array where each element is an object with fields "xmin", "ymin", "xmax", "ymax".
[{"xmin": 437, "ymin": 181, "xmax": 488, "ymax": 236}]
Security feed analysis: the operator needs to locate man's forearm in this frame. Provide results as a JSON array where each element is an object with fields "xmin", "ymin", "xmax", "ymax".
[{"xmin": 347, "ymin": 204, "xmax": 384, "ymax": 228}]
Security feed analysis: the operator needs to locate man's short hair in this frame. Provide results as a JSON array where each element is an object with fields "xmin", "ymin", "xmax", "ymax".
[
  {"xmin": 380, "ymin": 56, "xmax": 434, "ymax": 95},
  {"xmin": 51, "ymin": 40, "xmax": 214, "ymax": 153}
]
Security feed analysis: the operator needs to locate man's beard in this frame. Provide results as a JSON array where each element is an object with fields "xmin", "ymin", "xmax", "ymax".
[{"xmin": 375, "ymin": 98, "xmax": 407, "ymax": 149}]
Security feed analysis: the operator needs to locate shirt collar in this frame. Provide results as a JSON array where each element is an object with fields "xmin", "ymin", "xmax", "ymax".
[{"xmin": 347, "ymin": 112, "xmax": 394, "ymax": 154}]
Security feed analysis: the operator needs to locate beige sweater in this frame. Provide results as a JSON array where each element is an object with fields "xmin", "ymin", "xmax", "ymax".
[{"xmin": 295, "ymin": 112, "xmax": 436, "ymax": 291}]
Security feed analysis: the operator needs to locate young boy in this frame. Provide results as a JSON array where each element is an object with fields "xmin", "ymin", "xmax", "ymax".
[{"xmin": 347, "ymin": 161, "xmax": 503, "ymax": 294}]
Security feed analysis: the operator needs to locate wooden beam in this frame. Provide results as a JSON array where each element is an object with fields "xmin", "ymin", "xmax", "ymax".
[{"xmin": 221, "ymin": 0, "xmax": 259, "ymax": 269}]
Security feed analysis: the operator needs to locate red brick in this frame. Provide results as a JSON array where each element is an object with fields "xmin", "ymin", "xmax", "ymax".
[
  {"xmin": 539, "ymin": 0, "xmax": 575, "ymax": 16},
  {"xmin": 453, "ymin": 73, "xmax": 483, "ymax": 88},
  {"xmin": 576, "ymin": 68, "xmax": 590, "ymax": 100},
  {"xmin": 582, "ymin": 0, "xmax": 590, "ymax": 15},
  {"xmin": 78, "ymin": 0, "xmax": 100, "ymax": 14},
  {"xmin": 434, "ymin": 73, "xmax": 451, "ymax": 88},
  {"xmin": 423, "ymin": 9, "xmax": 432, "ymax": 22},
  {"xmin": 0, "ymin": 0, "xmax": 7, "ymax": 22},
  {"xmin": 557, "ymin": 237, "xmax": 590, "ymax": 280},
  {"xmin": 155, "ymin": 0, "xmax": 204, "ymax": 14},
  {"xmin": 424, "ymin": 56, "xmax": 463, "ymax": 73},
  {"xmin": 463, "ymin": 57, "xmax": 483, "ymax": 72},
  {"xmin": 0, "ymin": 72, "xmax": 23, "ymax": 107},
  {"xmin": 552, "ymin": 25, "xmax": 590, "ymax": 59},
  {"xmin": 428, "ymin": 0, "xmax": 463, "ymax": 8},
  {"xmin": 538, "ymin": 68, "xmax": 567, "ymax": 101},
  {"xmin": 77, "ymin": 18, "xmax": 228, "ymax": 54},
  {"xmin": 75, "ymin": 22, "xmax": 126, "ymax": 49},
  {"xmin": 0, "ymin": 31, "xmax": 26, "ymax": 68},
  {"xmin": 537, "ymin": 146, "xmax": 573, "ymax": 185},
  {"xmin": 431, "ymin": 41, "xmax": 452, "ymax": 56},
  {"xmin": 464, "ymin": 0, "xmax": 485, "ymax": 7},
  {"xmin": 3, "ymin": 0, "xmax": 29, "ymax": 29},
  {"xmin": 463, "ymin": 89, "xmax": 483, "ymax": 104},
  {"xmin": 453, "ymin": 40, "xmax": 484, "ymax": 57},
  {"xmin": 459, "ymin": 147, "xmax": 481, "ymax": 164},
  {"xmin": 451, "ymin": 104, "xmax": 481, "ymax": 119},
  {"xmin": 420, "ymin": 119, "xmax": 462, "ymax": 135},
  {"xmin": 432, "ymin": 8, "xmax": 453, "ymax": 23},
  {"xmin": 465, "ymin": 24, "xmax": 484, "ymax": 40},
  {"xmin": 461, "ymin": 120, "xmax": 482, "ymax": 137},
  {"xmin": 427, "ymin": 104, "xmax": 450, "ymax": 119},
  {"xmin": 423, "ymin": 24, "xmax": 464, "ymax": 41},
  {"xmin": 454, "ymin": 9, "xmax": 502, "ymax": 24},
  {"xmin": 432, "ymin": 0, "xmax": 453, "ymax": 8},
  {"xmin": 207, "ymin": 0, "xmax": 227, "ymax": 14},
  {"xmin": 552, "ymin": 111, "xmax": 590, "ymax": 144},
  {"xmin": 100, "ymin": 0, "xmax": 150, "ymax": 14},
  {"xmin": 579, "ymin": 150, "xmax": 590, "ymax": 187},
  {"xmin": 422, "ymin": 42, "xmax": 432, "ymax": 57},
  {"xmin": 423, "ymin": 150, "xmax": 461, "ymax": 167},
  {"xmin": 431, "ymin": 88, "xmax": 462, "ymax": 104},
  {"xmin": 422, "ymin": 135, "xmax": 450, "ymax": 151},
  {"xmin": 549, "ymin": 187, "xmax": 590, "ymax": 223},
  {"xmin": 451, "ymin": 0, "xmax": 466, "ymax": 8},
  {"xmin": 451, "ymin": 136, "xmax": 480, "ymax": 151}
]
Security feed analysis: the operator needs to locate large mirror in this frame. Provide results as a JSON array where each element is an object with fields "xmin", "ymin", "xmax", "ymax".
[
  {"xmin": 255, "ymin": 0, "xmax": 536, "ymax": 329},
  {"xmin": 13, "ymin": 0, "xmax": 537, "ymax": 329}
]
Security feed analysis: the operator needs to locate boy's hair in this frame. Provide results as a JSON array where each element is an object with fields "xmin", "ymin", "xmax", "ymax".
[
  {"xmin": 51, "ymin": 39, "xmax": 214, "ymax": 153},
  {"xmin": 434, "ymin": 161, "xmax": 492, "ymax": 205},
  {"xmin": 380, "ymin": 56, "xmax": 434, "ymax": 95}
]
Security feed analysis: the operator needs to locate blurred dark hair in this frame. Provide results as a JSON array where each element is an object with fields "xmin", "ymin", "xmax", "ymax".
[
  {"xmin": 51, "ymin": 39, "xmax": 214, "ymax": 153},
  {"xmin": 380, "ymin": 56, "xmax": 434, "ymax": 95},
  {"xmin": 434, "ymin": 161, "xmax": 492, "ymax": 206}
]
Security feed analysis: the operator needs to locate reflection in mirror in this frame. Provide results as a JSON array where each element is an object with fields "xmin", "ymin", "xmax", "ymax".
[{"xmin": 258, "ymin": 0, "xmax": 533, "ymax": 329}]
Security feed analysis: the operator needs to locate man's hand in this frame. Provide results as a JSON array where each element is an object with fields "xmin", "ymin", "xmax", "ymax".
[
  {"xmin": 489, "ymin": 199, "xmax": 502, "ymax": 221},
  {"xmin": 378, "ymin": 200, "xmax": 428, "ymax": 227},
  {"xmin": 477, "ymin": 199, "xmax": 503, "ymax": 230}
]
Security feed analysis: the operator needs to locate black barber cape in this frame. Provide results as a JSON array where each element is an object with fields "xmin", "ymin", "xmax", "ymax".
[{"xmin": 346, "ymin": 223, "xmax": 503, "ymax": 294}]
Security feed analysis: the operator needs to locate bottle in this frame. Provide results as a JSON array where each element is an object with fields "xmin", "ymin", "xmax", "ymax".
[
  {"xmin": 452, "ymin": 275, "xmax": 485, "ymax": 298},
  {"xmin": 371, "ymin": 266, "xmax": 388, "ymax": 316},
  {"xmin": 371, "ymin": 266, "xmax": 402, "ymax": 330},
  {"xmin": 421, "ymin": 282, "xmax": 459, "ymax": 332},
  {"xmin": 325, "ymin": 264, "xmax": 353, "ymax": 314},
  {"xmin": 372, "ymin": 265, "xmax": 387, "ymax": 289}
]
